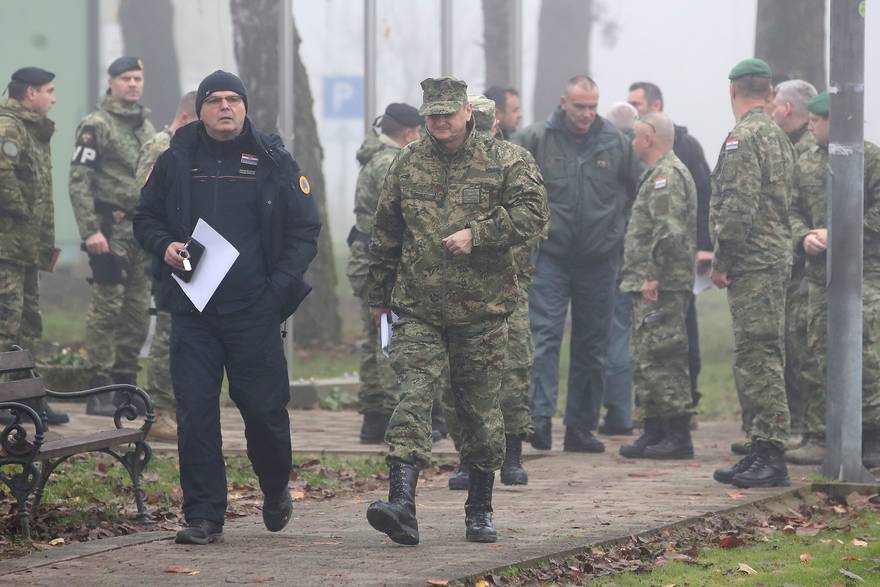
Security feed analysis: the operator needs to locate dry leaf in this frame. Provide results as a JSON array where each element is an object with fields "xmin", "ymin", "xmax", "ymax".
[
  {"xmin": 851, "ymin": 538, "xmax": 868, "ymax": 547},
  {"xmin": 291, "ymin": 490, "xmax": 306, "ymax": 502},
  {"xmin": 737, "ymin": 563, "xmax": 758, "ymax": 575},
  {"xmin": 164, "ymin": 567, "xmax": 200, "ymax": 575},
  {"xmin": 800, "ymin": 552, "xmax": 813, "ymax": 562},
  {"xmin": 725, "ymin": 490, "xmax": 748, "ymax": 500},
  {"xmin": 719, "ymin": 535, "xmax": 745, "ymax": 549},
  {"xmin": 796, "ymin": 526, "xmax": 821, "ymax": 537},
  {"xmin": 48, "ymin": 538, "xmax": 65, "ymax": 546},
  {"xmin": 841, "ymin": 556, "xmax": 861, "ymax": 561},
  {"xmin": 474, "ymin": 580, "xmax": 489, "ymax": 587},
  {"xmin": 426, "ymin": 581, "xmax": 448, "ymax": 586}
]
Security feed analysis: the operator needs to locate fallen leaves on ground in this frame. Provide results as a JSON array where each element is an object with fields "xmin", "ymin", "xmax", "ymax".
[
  {"xmin": 165, "ymin": 566, "xmax": 200, "ymax": 575},
  {"xmin": 737, "ymin": 562, "xmax": 757, "ymax": 575}
]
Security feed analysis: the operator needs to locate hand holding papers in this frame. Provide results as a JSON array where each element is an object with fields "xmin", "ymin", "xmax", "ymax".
[{"xmin": 172, "ymin": 218, "xmax": 239, "ymax": 312}]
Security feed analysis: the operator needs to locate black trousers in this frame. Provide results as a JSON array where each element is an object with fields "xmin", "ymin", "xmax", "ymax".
[{"xmin": 170, "ymin": 290, "xmax": 291, "ymax": 524}]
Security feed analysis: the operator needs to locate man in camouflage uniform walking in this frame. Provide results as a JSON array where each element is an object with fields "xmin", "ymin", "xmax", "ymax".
[
  {"xmin": 0, "ymin": 67, "xmax": 68, "ymax": 424},
  {"xmin": 710, "ymin": 59, "xmax": 796, "ymax": 488},
  {"xmin": 134, "ymin": 90, "xmax": 197, "ymax": 441},
  {"xmin": 786, "ymin": 91, "xmax": 880, "ymax": 467},
  {"xmin": 444, "ymin": 95, "xmax": 545, "ymax": 490},
  {"xmin": 618, "ymin": 112, "xmax": 697, "ymax": 460},
  {"xmin": 347, "ymin": 103, "xmax": 423, "ymax": 444},
  {"xmin": 365, "ymin": 77, "xmax": 548, "ymax": 545},
  {"xmin": 69, "ymin": 57, "xmax": 155, "ymax": 415}
]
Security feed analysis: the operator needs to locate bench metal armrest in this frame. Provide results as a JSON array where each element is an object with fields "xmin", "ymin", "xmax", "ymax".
[
  {"xmin": 46, "ymin": 384, "xmax": 155, "ymax": 434},
  {"xmin": 0, "ymin": 401, "xmax": 46, "ymax": 461}
]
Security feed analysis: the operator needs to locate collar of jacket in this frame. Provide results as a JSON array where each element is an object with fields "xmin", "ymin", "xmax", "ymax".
[
  {"xmin": 100, "ymin": 94, "xmax": 151, "ymax": 126},
  {"xmin": 427, "ymin": 118, "xmax": 477, "ymax": 160},
  {"xmin": 788, "ymin": 122, "xmax": 809, "ymax": 146},
  {"xmin": 0, "ymin": 97, "xmax": 55, "ymax": 142},
  {"xmin": 740, "ymin": 106, "xmax": 767, "ymax": 123},
  {"xmin": 170, "ymin": 118, "xmax": 288, "ymax": 171}
]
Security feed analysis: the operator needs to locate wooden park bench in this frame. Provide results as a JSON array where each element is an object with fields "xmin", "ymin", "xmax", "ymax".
[{"xmin": 0, "ymin": 347, "xmax": 154, "ymax": 538}]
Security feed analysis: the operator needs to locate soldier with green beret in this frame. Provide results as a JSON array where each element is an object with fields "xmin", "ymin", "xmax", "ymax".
[
  {"xmin": 69, "ymin": 57, "xmax": 155, "ymax": 415},
  {"xmin": 711, "ymin": 58, "xmax": 797, "ymax": 488},
  {"xmin": 365, "ymin": 77, "xmax": 549, "ymax": 545},
  {"xmin": 786, "ymin": 91, "xmax": 880, "ymax": 468}
]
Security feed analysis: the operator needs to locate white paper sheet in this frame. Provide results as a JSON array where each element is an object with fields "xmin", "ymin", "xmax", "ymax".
[
  {"xmin": 693, "ymin": 269, "xmax": 715, "ymax": 295},
  {"xmin": 172, "ymin": 218, "xmax": 239, "ymax": 312},
  {"xmin": 380, "ymin": 311, "xmax": 399, "ymax": 357}
]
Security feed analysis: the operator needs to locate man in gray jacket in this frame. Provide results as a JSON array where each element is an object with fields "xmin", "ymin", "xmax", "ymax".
[{"xmin": 515, "ymin": 75, "xmax": 639, "ymax": 452}]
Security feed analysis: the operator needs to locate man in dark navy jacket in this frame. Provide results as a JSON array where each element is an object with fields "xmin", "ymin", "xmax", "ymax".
[{"xmin": 133, "ymin": 70, "xmax": 320, "ymax": 545}]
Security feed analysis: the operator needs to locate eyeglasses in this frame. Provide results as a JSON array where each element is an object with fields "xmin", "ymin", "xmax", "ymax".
[{"xmin": 203, "ymin": 94, "xmax": 243, "ymax": 107}]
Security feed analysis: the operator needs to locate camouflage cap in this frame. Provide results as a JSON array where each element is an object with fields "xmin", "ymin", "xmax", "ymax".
[
  {"xmin": 469, "ymin": 95, "xmax": 496, "ymax": 132},
  {"xmin": 728, "ymin": 58, "xmax": 772, "ymax": 80},
  {"xmin": 419, "ymin": 76, "xmax": 468, "ymax": 116},
  {"xmin": 807, "ymin": 91, "xmax": 829, "ymax": 116}
]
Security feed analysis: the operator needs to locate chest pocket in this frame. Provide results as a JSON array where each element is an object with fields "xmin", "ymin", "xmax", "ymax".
[{"xmin": 450, "ymin": 177, "xmax": 501, "ymax": 210}]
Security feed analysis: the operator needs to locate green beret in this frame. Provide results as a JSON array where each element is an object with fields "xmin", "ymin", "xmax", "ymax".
[
  {"xmin": 728, "ymin": 58, "xmax": 772, "ymax": 80},
  {"xmin": 419, "ymin": 76, "xmax": 468, "ymax": 116},
  {"xmin": 469, "ymin": 94, "xmax": 496, "ymax": 133},
  {"xmin": 10, "ymin": 67, "xmax": 55, "ymax": 86},
  {"xmin": 807, "ymin": 91, "xmax": 829, "ymax": 116},
  {"xmin": 108, "ymin": 56, "xmax": 143, "ymax": 77}
]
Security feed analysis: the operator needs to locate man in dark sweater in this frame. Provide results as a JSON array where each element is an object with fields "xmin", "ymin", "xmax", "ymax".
[{"xmin": 133, "ymin": 70, "xmax": 321, "ymax": 545}]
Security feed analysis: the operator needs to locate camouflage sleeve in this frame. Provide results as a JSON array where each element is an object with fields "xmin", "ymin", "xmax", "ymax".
[
  {"xmin": 68, "ymin": 117, "xmax": 104, "ymax": 240},
  {"xmin": 650, "ymin": 170, "xmax": 692, "ymax": 283},
  {"xmin": 469, "ymin": 155, "xmax": 549, "ymax": 248},
  {"xmin": 0, "ymin": 118, "xmax": 27, "ymax": 219},
  {"xmin": 366, "ymin": 153, "xmax": 405, "ymax": 308},
  {"xmin": 790, "ymin": 154, "xmax": 817, "ymax": 252},
  {"xmin": 621, "ymin": 184, "xmax": 653, "ymax": 284},
  {"xmin": 135, "ymin": 137, "xmax": 164, "ymax": 189},
  {"xmin": 710, "ymin": 134, "xmax": 762, "ymax": 274},
  {"xmin": 354, "ymin": 150, "xmax": 392, "ymax": 235},
  {"xmin": 863, "ymin": 142, "xmax": 880, "ymax": 236}
]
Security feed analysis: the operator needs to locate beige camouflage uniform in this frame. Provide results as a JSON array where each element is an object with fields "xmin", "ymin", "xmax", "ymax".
[
  {"xmin": 710, "ymin": 106, "xmax": 795, "ymax": 448},
  {"xmin": 0, "ymin": 98, "xmax": 55, "ymax": 352},
  {"xmin": 69, "ymin": 95, "xmax": 155, "ymax": 385},
  {"xmin": 367, "ymin": 80, "xmax": 549, "ymax": 471},
  {"xmin": 620, "ymin": 151, "xmax": 696, "ymax": 418}
]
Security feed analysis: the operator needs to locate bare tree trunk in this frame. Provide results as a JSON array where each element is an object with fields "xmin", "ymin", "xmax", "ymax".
[
  {"xmin": 532, "ymin": 0, "xmax": 593, "ymax": 121},
  {"xmin": 755, "ymin": 0, "xmax": 826, "ymax": 88},
  {"xmin": 229, "ymin": 0, "xmax": 341, "ymax": 345},
  {"xmin": 482, "ymin": 0, "xmax": 512, "ymax": 88},
  {"xmin": 118, "ymin": 0, "xmax": 181, "ymax": 125}
]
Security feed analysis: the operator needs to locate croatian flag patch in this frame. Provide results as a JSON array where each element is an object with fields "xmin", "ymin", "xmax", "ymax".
[
  {"xmin": 724, "ymin": 139, "xmax": 739, "ymax": 151},
  {"xmin": 240, "ymin": 153, "xmax": 259, "ymax": 166},
  {"xmin": 654, "ymin": 177, "xmax": 667, "ymax": 190}
]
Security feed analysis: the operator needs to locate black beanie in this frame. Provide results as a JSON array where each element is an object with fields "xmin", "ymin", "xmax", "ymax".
[{"xmin": 196, "ymin": 70, "xmax": 248, "ymax": 118}]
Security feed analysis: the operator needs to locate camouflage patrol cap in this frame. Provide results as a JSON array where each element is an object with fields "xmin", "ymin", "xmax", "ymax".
[
  {"xmin": 108, "ymin": 56, "xmax": 143, "ymax": 77},
  {"xmin": 469, "ymin": 95, "xmax": 496, "ymax": 133},
  {"xmin": 728, "ymin": 58, "xmax": 772, "ymax": 80},
  {"xmin": 419, "ymin": 76, "xmax": 468, "ymax": 116},
  {"xmin": 807, "ymin": 91, "xmax": 829, "ymax": 116}
]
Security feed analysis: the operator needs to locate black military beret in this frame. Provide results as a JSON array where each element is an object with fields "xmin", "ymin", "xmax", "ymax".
[
  {"xmin": 383, "ymin": 102, "xmax": 424, "ymax": 127},
  {"xmin": 10, "ymin": 67, "xmax": 55, "ymax": 86},
  {"xmin": 108, "ymin": 56, "xmax": 143, "ymax": 77}
]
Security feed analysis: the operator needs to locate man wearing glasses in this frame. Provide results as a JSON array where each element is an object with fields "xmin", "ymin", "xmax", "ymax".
[{"xmin": 134, "ymin": 70, "xmax": 321, "ymax": 545}]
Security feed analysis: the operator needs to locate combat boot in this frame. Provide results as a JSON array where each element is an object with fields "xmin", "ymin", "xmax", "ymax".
[
  {"xmin": 448, "ymin": 462, "xmax": 470, "ymax": 490},
  {"xmin": 620, "ymin": 417, "xmax": 663, "ymax": 458},
  {"xmin": 500, "ymin": 435, "xmax": 528, "ymax": 485},
  {"xmin": 431, "ymin": 404, "xmax": 448, "ymax": 443},
  {"xmin": 714, "ymin": 445, "xmax": 758, "ymax": 484},
  {"xmin": 786, "ymin": 436, "xmax": 825, "ymax": 465},
  {"xmin": 730, "ymin": 440, "xmax": 750, "ymax": 455},
  {"xmin": 530, "ymin": 416, "xmax": 552, "ymax": 450},
  {"xmin": 563, "ymin": 426, "xmax": 605, "ymax": 453},
  {"xmin": 465, "ymin": 468, "xmax": 497, "ymax": 543},
  {"xmin": 148, "ymin": 408, "xmax": 178, "ymax": 443},
  {"xmin": 41, "ymin": 400, "xmax": 69, "ymax": 425},
  {"xmin": 732, "ymin": 441, "xmax": 790, "ymax": 488},
  {"xmin": 359, "ymin": 412, "xmax": 390, "ymax": 444},
  {"xmin": 367, "ymin": 459, "xmax": 419, "ymax": 545},
  {"xmin": 863, "ymin": 429, "xmax": 880, "ymax": 469},
  {"xmin": 643, "ymin": 415, "xmax": 694, "ymax": 460}
]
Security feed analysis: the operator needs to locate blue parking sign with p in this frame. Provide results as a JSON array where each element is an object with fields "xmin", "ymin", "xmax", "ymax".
[{"xmin": 324, "ymin": 76, "xmax": 364, "ymax": 119}]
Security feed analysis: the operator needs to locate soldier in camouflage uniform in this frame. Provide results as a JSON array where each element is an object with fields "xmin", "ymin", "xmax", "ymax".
[
  {"xmin": 347, "ymin": 103, "xmax": 423, "ymax": 444},
  {"xmin": 710, "ymin": 59, "xmax": 796, "ymax": 489},
  {"xmin": 69, "ymin": 57, "xmax": 155, "ymax": 415},
  {"xmin": 365, "ymin": 77, "xmax": 548, "ymax": 545},
  {"xmin": 786, "ymin": 91, "xmax": 880, "ymax": 467},
  {"xmin": 0, "ymin": 67, "xmax": 68, "ymax": 424},
  {"xmin": 618, "ymin": 112, "xmax": 697, "ymax": 460},
  {"xmin": 134, "ymin": 91, "xmax": 197, "ymax": 442}
]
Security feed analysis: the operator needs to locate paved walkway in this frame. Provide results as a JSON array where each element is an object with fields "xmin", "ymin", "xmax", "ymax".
[{"xmin": 2, "ymin": 408, "xmax": 820, "ymax": 586}]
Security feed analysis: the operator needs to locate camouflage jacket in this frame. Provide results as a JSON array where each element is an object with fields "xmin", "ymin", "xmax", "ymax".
[
  {"xmin": 366, "ymin": 126, "xmax": 549, "ymax": 326},
  {"xmin": 353, "ymin": 131, "xmax": 400, "ymax": 237},
  {"xmin": 787, "ymin": 124, "xmax": 815, "ymax": 281},
  {"xmin": 789, "ymin": 123, "xmax": 816, "ymax": 159},
  {"xmin": 136, "ymin": 127, "xmax": 172, "ymax": 188},
  {"xmin": 710, "ymin": 107, "xmax": 795, "ymax": 274},
  {"xmin": 0, "ymin": 98, "xmax": 55, "ymax": 268},
  {"xmin": 68, "ymin": 95, "xmax": 155, "ymax": 240},
  {"xmin": 791, "ymin": 141, "xmax": 880, "ymax": 283},
  {"xmin": 620, "ymin": 151, "xmax": 696, "ymax": 293}
]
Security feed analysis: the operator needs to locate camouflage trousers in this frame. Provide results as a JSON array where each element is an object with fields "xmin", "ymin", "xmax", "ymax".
[
  {"xmin": 145, "ymin": 310, "xmax": 175, "ymax": 409},
  {"xmin": 728, "ymin": 267, "xmax": 790, "ymax": 447},
  {"xmin": 784, "ymin": 268, "xmax": 810, "ymax": 433},
  {"xmin": 0, "ymin": 259, "xmax": 41, "ymax": 352},
  {"xmin": 800, "ymin": 280, "xmax": 880, "ymax": 438},
  {"xmin": 84, "ymin": 223, "xmax": 151, "ymax": 381},
  {"xmin": 386, "ymin": 315, "xmax": 507, "ymax": 472},
  {"xmin": 630, "ymin": 291, "xmax": 693, "ymax": 419}
]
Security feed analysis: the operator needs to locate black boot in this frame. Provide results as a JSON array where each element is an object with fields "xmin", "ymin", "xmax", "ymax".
[
  {"xmin": 500, "ymin": 435, "xmax": 528, "ymax": 485},
  {"xmin": 714, "ymin": 447, "xmax": 758, "ymax": 484},
  {"xmin": 563, "ymin": 426, "xmax": 605, "ymax": 453},
  {"xmin": 465, "ymin": 468, "xmax": 497, "ymax": 543},
  {"xmin": 863, "ymin": 429, "xmax": 880, "ymax": 469},
  {"xmin": 643, "ymin": 416, "xmax": 694, "ymax": 460},
  {"xmin": 620, "ymin": 417, "xmax": 663, "ymax": 458},
  {"xmin": 367, "ymin": 460, "xmax": 419, "ymax": 545},
  {"xmin": 431, "ymin": 404, "xmax": 448, "ymax": 443},
  {"xmin": 175, "ymin": 519, "xmax": 223, "ymax": 545},
  {"xmin": 731, "ymin": 441, "xmax": 790, "ymax": 488},
  {"xmin": 41, "ymin": 399, "xmax": 69, "ymax": 425},
  {"xmin": 360, "ymin": 412, "xmax": 390, "ymax": 444},
  {"xmin": 262, "ymin": 487, "xmax": 293, "ymax": 532},
  {"xmin": 448, "ymin": 462, "xmax": 470, "ymax": 490},
  {"xmin": 530, "ymin": 416, "xmax": 552, "ymax": 450},
  {"xmin": 86, "ymin": 373, "xmax": 117, "ymax": 417}
]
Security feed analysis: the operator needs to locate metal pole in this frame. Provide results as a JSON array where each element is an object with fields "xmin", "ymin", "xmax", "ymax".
[
  {"xmin": 440, "ymin": 0, "xmax": 453, "ymax": 75},
  {"xmin": 821, "ymin": 0, "xmax": 873, "ymax": 482},
  {"xmin": 278, "ymin": 0, "xmax": 297, "ymax": 377},
  {"xmin": 364, "ymin": 0, "xmax": 378, "ymax": 135},
  {"xmin": 509, "ymin": 0, "xmax": 522, "ymax": 92}
]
